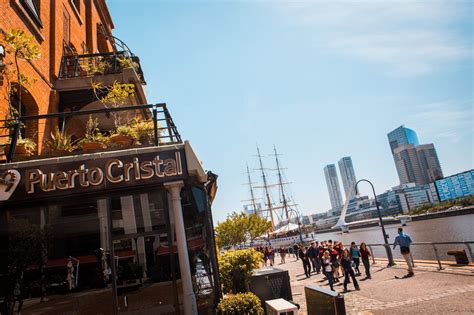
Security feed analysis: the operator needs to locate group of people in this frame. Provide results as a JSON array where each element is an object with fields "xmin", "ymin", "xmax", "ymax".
[
  {"xmin": 294, "ymin": 240, "xmax": 371, "ymax": 292},
  {"xmin": 257, "ymin": 228, "xmax": 414, "ymax": 293}
]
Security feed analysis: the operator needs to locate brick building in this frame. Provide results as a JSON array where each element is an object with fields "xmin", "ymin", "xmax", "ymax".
[
  {"xmin": 0, "ymin": 2, "xmax": 220, "ymax": 314},
  {"xmin": 0, "ymin": 0, "xmax": 146, "ymax": 154}
]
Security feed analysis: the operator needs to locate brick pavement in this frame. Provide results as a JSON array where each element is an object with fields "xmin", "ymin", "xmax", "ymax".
[{"xmin": 266, "ymin": 254, "xmax": 474, "ymax": 314}]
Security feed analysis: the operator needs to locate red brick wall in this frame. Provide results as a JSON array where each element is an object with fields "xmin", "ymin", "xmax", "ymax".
[{"xmin": 0, "ymin": 0, "xmax": 115, "ymax": 151}]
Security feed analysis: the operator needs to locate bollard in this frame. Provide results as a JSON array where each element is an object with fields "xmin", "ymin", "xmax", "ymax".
[{"xmin": 431, "ymin": 244, "xmax": 443, "ymax": 270}]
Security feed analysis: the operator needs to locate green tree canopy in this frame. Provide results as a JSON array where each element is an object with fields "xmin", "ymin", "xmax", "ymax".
[{"xmin": 215, "ymin": 212, "xmax": 271, "ymax": 248}]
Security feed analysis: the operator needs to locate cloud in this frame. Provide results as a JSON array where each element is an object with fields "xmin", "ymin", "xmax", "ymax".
[
  {"xmin": 407, "ymin": 101, "xmax": 473, "ymax": 143},
  {"xmin": 272, "ymin": 0, "xmax": 472, "ymax": 76}
]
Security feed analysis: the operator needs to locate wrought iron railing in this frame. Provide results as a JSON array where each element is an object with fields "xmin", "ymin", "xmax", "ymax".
[
  {"xmin": 58, "ymin": 51, "xmax": 146, "ymax": 84},
  {"xmin": 0, "ymin": 104, "xmax": 182, "ymax": 163}
]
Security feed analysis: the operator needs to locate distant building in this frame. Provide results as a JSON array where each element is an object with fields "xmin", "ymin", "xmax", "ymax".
[
  {"xmin": 388, "ymin": 125, "xmax": 443, "ymax": 185},
  {"xmin": 338, "ymin": 156, "xmax": 357, "ymax": 199},
  {"xmin": 433, "ymin": 170, "xmax": 474, "ymax": 201},
  {"xmin": 243, "ymin": 203, "xmax": 262, "ymax": 216},
  {"xmin": 388, "ymin": 125, "xmax": 419, "ymax": 153},
  {"xmin": 324, "ymin": 164, "xmax": 343, "ymax": 209}
]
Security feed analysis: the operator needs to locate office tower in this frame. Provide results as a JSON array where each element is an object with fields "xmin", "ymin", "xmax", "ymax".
[
  {"xmin": 388, "ymin": 125, "xmax": 419, "ymax": 153},
  {"xmin": 338, "ymin": 156, "xmax": 357, "ymax": 199},
  {"xmin": 388, "ymin": 125, "xmax": 443, "ymax": 185},
  {"xmin": 324, "ymin": 164, "xmax": 343, "ymax": 209},
  {"xmin": 416, "ymin": 144, "xmax": 443, "ymax": 182}
]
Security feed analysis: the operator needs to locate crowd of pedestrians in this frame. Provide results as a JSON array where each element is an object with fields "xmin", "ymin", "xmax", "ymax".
[{"xmin": 255, "ymin": 228, "xmax": 415, "ymax": 293}]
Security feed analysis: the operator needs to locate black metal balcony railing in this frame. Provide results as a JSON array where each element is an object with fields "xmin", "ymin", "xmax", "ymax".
[
  {"xmin": 58, "ymin": 51, "xmax": 146, "ymax": 84},
  {"xmin": 0, "ymin": 104, "xmax": 182, "ymax": 163}
]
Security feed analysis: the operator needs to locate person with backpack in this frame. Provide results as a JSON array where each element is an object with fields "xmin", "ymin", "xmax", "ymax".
[{"xmin": 393, "ymin": 227, "xmax": 414, "ymax": 276}]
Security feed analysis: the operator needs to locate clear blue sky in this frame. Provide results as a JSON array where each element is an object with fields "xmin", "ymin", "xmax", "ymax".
[{"xmin": 108, "ymin": 1, "xmax": 473, "ymax": 223}]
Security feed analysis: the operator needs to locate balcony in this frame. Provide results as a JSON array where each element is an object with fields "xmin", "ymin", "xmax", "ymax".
[
  {"xmin": 0, "ymin": 104, "xmax": 182, "ymax": 163},
  {"xmin": 56, "ymin": 52, "xmax": 147, "ymax": 111}
]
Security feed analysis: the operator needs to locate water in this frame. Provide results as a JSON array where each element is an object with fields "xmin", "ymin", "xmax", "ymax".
[{"xmin": 312, "ymin": 214, "xmax": 474, "ymax": 262}]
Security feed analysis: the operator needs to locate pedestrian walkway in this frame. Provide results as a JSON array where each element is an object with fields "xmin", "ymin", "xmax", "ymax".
[{"xmin": 273, "ymin": 255, "xmax": 474, "ymax": 314}]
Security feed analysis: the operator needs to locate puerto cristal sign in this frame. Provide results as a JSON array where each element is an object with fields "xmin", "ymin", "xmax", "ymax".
[{"xmin": 0, "ymin": 149, "xmax": 186, "ymax": 202}]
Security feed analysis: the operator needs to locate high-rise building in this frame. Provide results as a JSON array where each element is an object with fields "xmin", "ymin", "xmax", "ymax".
[
  {"xmin": 388, "ymin": 126, "xmax": 443, "ymax": 185},
  {"xmin": 393, "ymin": 144, "xmax": 426, "ymax": 184},
  {"xmin": 388, "ymin": 125, "xmax": 420, "ymax": 153},
  {"xmin": 433, "ymin": 170, "xmax": 474, "ymax": 201},
  {"xmin": 338, "ymin": 156, "xmax": 357, "ymax": 199},
  {"xmin": 416, "ymin": 144, "xmax": 443, "ymax": 182},
  {"xmin": 324, "ymin": 164, "xmax": 343, "ymax": 209}
]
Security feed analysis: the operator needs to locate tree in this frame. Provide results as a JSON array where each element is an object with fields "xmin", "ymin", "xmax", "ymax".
[
  {"xmin": 218, "ymin": 249, "xmax": 263, "ymax": 294},
  {"xmin": 215, "ymin": 212, "xmax": 271, "ymax": 248},
  {"xmin": 246, "ymin": 213, "xmax": 272, "ymax": 243},
  {"xmin": 1, "ymin": 29, "xmax": 40, "ymax": 118}
]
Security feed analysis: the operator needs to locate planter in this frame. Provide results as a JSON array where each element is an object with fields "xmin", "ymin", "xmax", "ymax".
[
  {"xmin": 110, "ymin": 134, "xmax": 135, "ymax": 147},
  {"xmin": 81, "ymin": 142, "xmax": 107, "ymax": 152},
  {"xmin": 5, "ymin": 144, "xmax": 34, "ymax": 157}
]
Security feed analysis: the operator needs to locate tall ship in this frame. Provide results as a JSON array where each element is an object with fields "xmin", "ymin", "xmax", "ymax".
[{"xmin": 243, "ymin": 146, "xmax": 311, "ymax": 246}]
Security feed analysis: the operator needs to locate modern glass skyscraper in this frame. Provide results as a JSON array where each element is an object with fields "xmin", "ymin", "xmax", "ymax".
[
  {"xmin": 324, "ymin": 164, "xmax": 343, "ymax": 209},
  {"xmin": 338, "ymin": 156, "xmax": 357, "ymax": 199},
  {"xmin": 388, "ymin": 125, "xmax": 443, "ymax": 185},
  {"xmin": 388, "ymin": 125, "xmax": 420, "ymax": 153}
]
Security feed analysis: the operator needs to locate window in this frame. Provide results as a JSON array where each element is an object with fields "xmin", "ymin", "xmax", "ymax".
[
  {"xmin": 72, "ymin": 0, "xmax": 80, "ymax": 13},
  {"xmin": 20, "ymin": 0, "xmax": 42, "ymax": 28},
  {"xmin": 63, "ymin": 8, "xmax": 71, "ymax": 46}
]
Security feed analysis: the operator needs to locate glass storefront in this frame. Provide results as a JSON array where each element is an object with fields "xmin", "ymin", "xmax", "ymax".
[{"xmin": 0, "ymin": 185, "xmax": 218, "ymax": 314}]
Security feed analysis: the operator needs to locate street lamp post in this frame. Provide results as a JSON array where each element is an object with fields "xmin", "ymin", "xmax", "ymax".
[{"xmin": 355, "ymin": 179, "xmax": 396, "ymax": 267}]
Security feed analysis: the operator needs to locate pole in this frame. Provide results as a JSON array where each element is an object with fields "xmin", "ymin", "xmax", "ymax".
[{"xmin": 355, "ymin": 179, "xmax": 395, "ymax": 267}]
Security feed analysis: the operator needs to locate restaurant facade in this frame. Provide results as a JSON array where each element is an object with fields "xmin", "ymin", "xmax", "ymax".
[{"xmin": 0, "ymin": 1, "xmax": 220, "ymax": 314}]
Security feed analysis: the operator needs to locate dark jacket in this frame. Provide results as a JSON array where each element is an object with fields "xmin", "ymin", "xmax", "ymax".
[{"xmin": 341, "ymin": 256, "xmax": 353, "ymax": 271}]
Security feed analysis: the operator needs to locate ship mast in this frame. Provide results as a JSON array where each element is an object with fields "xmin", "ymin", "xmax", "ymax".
[
  {"xmin": 256, "ymin": 145, "xmax": 275, "ymax": 229},
  {"xmin": 273, "ymin": 145, "xmax": 290, "ymax": 221},
  {"xmin": 245, "ymin": 163, "xmax": 258, "ymax": 214}
]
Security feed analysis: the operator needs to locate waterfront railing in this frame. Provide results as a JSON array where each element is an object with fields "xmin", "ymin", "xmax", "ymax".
[{"xmin": 363, "ymin": 241, "xmax": 474, "ymax": 270}]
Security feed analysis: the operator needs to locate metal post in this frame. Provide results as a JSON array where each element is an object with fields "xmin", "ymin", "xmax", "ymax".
[
  {"xmin": 152, "ymin": 105, "xmax": 159, "ymax": 146},
  {"xmin": 368, "ymin": 245, "xmax": 376, "ymax": 264},
  {"xmin": 464, "ymin": 242, "xmax": 474, "ymax": 263},
  {"xmin": 431, "ymin": 244, "xmax": 443, "ymax": 271},
  {"xmin": 6, "ymin": 121, "xmax": 20, "ymax": 163},
  {"xmin": 355, "ymin": 180, "xmax": 395, "ymax": 266}
]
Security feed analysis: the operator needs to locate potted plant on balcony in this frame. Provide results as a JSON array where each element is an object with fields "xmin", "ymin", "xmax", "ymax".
[
  {"xmin": 109, "ymin": 124, "xmax": 139, "ymax": 147},
  {"xmin": 117, "ymin": 56, "xmax": 139, "ymax": 71},
  {"xmin": 130, "ymin": 116, "xmax": 158, "ymax": 145},
  {"xmin": 46, "ymin": 127, "xmax": 79, "ymax": 155},
  {"xmin": 80, "ymin": 115, "xmax": 109, "ymax": 152},
  {"xmin": 5, "ymin": 137, "xmax": 36, "ymax": 157}
]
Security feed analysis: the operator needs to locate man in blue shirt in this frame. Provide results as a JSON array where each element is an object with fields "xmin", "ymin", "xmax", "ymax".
[{"xmin": 393, "ymin": 227, "xmax": 414, "ymax": 276}]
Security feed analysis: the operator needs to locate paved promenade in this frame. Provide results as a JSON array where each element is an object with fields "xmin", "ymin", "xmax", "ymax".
[{"xmin": 270, "ymin": 255, "xmax": 474, "ymax": 314}]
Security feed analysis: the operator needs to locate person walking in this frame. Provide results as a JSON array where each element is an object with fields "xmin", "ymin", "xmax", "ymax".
[
  {"xmin": 279, "ymin": 247, "xmax": 286, "ymax": 264},
  {"xmin": 321, "ymin": 250, "xmax": 335, "ymax": 291},
  {"xmin": 341, "ymin": 249, "xmax": 360, "ymax": 292},
  {"xmin": 308, "ymin": 242, "xmax": 317, "ymax": 274},
  {"xmin": 393, "ymin": 227, "xmax": 414, "ymax": 276},
  {"xmin": 360, "ymin": 243, "xmax": 371, "ymax": 279},
  {"xmin": 299, "ymin": 245, "xmax": 311, "ymax": 278},
  {"xmin": 293, "ymin": 243, "xmax": 299, "ymax": 260},
  {"xmin": 268, "ymin": 246, "xmax": 275, "ymax": 267},
  {"xmin": 349, "ymin": 242, "xmax": 361, "ymax": 275}
]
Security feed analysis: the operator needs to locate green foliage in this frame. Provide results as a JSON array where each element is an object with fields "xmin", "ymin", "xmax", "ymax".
[
  {"xmin": 82, "ymin": 58, "xmax": 110, "ymax": 75},
  {"xmin": 91, "ymin": 81, "xmax": 136, "ymax": 127},
  {"xmin": 117, "ymin": 56, "xmax": 139, "ymax": 70},
  {"xmin": 47, "ymin": 127, "xmax": 79, "ymax": 152},
  {"xmin": 217, "ymin": 292, "xmax": 264, "ymax": 315},
  {"xmin": 410, "ymin": 195, "xmax": 474, "ymax": 215},
  {"xmin": 215, "ymin": 212, "xmax": 271, "ymax": 248},
  {"xmin": 114, "ymin": 124, "xmax": 139, "ymax": 140},
  {"xmin": 80, "ymin": 115, "xmax": 109, "ymax": 144},
  {"xmin": 130, "ymin": 116, "xmax": 157, "ymax": 143},
  {"xmin": 218, "ymin": 249, "xmax": 263, "ymax": 294},
  {"xmin": 2, "ymin": 29, "xmax": 41, "ymax": 60},
  {"xmin": 9, "ymin": 218, "xmax": 53, "ymax": 271},
  {"xmin": 1, "ymin": 28, "xmax": 41, "ymax": 118}
]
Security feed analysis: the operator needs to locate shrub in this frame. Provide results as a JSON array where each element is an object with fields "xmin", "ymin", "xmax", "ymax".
[
  {"xmin": 218, "ymin": 249, "xmax": 262, "ymax": 294},
  {"xmin": 217, "ymin": 292, "xmax": 263, "ymax": 315}
]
